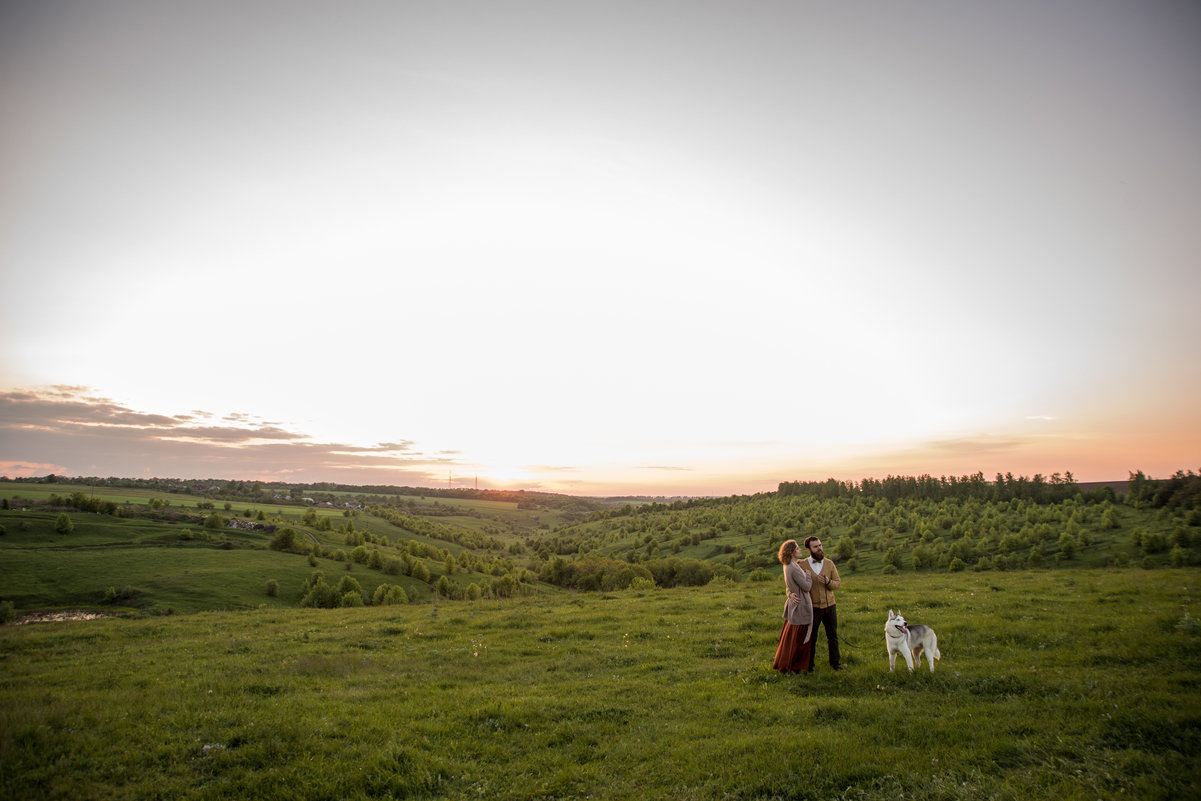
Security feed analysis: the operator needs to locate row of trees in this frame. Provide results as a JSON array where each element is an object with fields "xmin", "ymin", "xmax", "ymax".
[{"xmin": 777, "ymin": 471, "xmax": 1105, "ymax": 504}]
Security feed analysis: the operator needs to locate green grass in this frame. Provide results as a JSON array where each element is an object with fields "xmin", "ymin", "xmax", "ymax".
[
  {"xmin": 0, "ymin": 508, "xmax": 499, "ymax": 612},
  {"xmin": 2, "ymin": 569, "xmax": 1198, "ymax": 800}
]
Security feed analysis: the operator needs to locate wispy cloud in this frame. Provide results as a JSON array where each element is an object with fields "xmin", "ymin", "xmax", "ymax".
[
  {"xmin": 0, "ymin": 387, "xmax": 454, "ymax": 483},
  {"xmin": 639, "ymin": 465, "xmax": 693, "ymax": 472}
]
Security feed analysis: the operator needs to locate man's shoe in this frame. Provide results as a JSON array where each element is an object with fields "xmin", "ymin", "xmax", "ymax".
[{"xmin": 832, "ymin": 665, "xmax": 844, "ymax": 671}]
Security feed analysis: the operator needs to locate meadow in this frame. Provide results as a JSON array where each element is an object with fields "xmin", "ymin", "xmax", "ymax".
[{"xmin": 2, "ymin": 569, "xmax": 1199, "ymax": 800}]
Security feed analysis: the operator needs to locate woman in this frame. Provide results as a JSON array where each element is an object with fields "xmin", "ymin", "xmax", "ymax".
[{"xmin": 772, "ymin": 538, "xmax": 813, "ymax": 673}]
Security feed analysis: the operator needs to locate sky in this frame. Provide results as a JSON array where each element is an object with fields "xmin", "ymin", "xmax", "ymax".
[{"xmin": 1, "ymin": 0, "xmax": 1199, "ymax": 496}]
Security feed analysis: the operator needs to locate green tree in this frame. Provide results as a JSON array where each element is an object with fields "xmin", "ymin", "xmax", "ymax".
[
  {"xmin": 1057, "ymin": 532, "xmax": 1076, "ymax": 559},
  {"xmin": 883, "ymin": 547, "xmax": 903, "ymax": 571},
  {"xmin": 55, "ymin": 513, "xmax": 74, "ymax": 534},
  {"xmin": 269, "ymin": 527, "xmax": 301, "ymax": 552},
  {"xmin": 335, "ymin": 575, "xmax": 363, "ymax": 604},
  {"xmin": 411, "ymin": 560, "xmax": 430, "ymax": 583}
]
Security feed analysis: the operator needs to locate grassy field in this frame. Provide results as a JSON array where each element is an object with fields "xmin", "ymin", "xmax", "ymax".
[{"xmin": 2, "ymin": 568, "xmax": 1198, "ymax": 800}]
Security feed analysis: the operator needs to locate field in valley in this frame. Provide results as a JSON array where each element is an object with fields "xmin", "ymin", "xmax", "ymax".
[{"xmin": 2, "ymin": 569, "xmax": 1199, "ymax": 800}]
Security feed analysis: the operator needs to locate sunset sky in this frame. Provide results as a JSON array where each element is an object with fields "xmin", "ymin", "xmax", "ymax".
[{"xmin": 2, "ymin": 1, "xmax": 1199, "ymax": 496}]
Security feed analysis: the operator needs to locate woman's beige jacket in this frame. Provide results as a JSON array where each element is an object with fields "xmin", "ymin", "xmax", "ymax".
[{"xmin": 782, "ymin": 561, "xmax": 813, "ymax": 628}]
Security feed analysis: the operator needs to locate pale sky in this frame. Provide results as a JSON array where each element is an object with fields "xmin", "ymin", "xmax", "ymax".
[{"xmin": 2, "ymin": 1, "xmax": 1199, "ymax": 495}]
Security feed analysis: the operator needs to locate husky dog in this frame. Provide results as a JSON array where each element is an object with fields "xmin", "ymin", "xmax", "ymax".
[{"xmin": 885, "ymin": 610, "xmax": 941, "ymax": 673}]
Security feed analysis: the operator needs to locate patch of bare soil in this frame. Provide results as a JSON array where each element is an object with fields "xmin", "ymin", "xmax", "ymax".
[{"xmin": 14, "ymin": 610, "xmax": 117, "ymax": 625}]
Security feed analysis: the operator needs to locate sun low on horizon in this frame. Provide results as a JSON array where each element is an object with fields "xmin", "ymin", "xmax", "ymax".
[{"xmin": 2, "ymin": 1, "xmax": 1199, "ymax": 495}]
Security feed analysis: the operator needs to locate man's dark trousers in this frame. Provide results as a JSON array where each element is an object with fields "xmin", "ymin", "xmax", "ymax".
[{"xmin": 806, "ymin": 604, "xmax": 840, "ymax": 671}]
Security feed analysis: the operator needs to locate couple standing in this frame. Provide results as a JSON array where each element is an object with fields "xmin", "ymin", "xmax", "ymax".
[{"xmin": 772, "ymin": 536, "xmax": 842, "ymax": 673}]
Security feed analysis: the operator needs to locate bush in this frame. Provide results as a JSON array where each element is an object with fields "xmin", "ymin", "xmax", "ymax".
[
  {"xmin": 747, "ymin": 569, "xmax": 772, "ymax": 582},
  {"xmin": 1142, "ymin": 532, "xmax": 1167, "ymax": 554},
  {"xmin": 299, "ymin": 579, "xmax": 340, "ymax": 608},
  {"xmin": 1057, "ymin": 532, "xmax": 1076, "ymax": 559},
  {"xmin": 0, "ymin": 600, "xmax": 16, "ymax": 624},
  {"xmin": 410, "ymin": 561, "xmax": 431, "ymax": 583},
  {"xmin": 269, "ymin": 527, "xmax": 302, "ymax": 552},
  {"xmin": 335, "ymin": 576, "xmax": 364, "ymax": 604},
  {"xmin": 629, "ymin": 576, "xmax": 655, "ymax": 591},
  {"xmin": 882, "ymin": 564, "xmax": 898, "ymax": 575},
  {"xmin": 373, "ymin": 584, "xmax": 409, "ymax": 605},
  {"xmin": 1170, "ymin": 546, "xmax": 1187, "ymax": 567},
  {"xmin": 265, "ymin": 579, "xmax": 279, "ymax": 597},
  {"xmin": 203, "ymin": 512, "xmax": 224, "ymax": 530},
  {"xmin": 948, "ymin": 557, "xmax": 966, "ymax": 572},
  {"xmin": 341, "ymin": 591, "xmax": 365, "ymax": 607},
  {"xmin": 55, "ymin": 513, "xmax": 74, "ymax": 534}
]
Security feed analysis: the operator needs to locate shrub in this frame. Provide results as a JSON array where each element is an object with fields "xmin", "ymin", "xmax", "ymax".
[
  {"xmin": 350, "ymin": 545, "xmax": 370, "ymax": 564},
  {"xmin": 335, "ymin": 576, "xmax": 364, "ymax": 604},
  {"xmin": 383, "ymin": 557, "xmax": 404, "ymax": 576},
  {"xmin": 308, "ymin": 553, "xmax": 319, "ymax": 567},
  {"xmin": 466, "ymin": 583, "xmax": 482, "ymax": 601},
  {"xmin": 269, "ymin": 527, "xmax": 301, "ymax": 552},
  {"xmin": 265, "ymin": 579, "xmax": 279, "ymax": 597},
  {"xmin": 1057, "ymin": 532, "xmax": 1076, "ymax": 559},
  {"xmin": 373, "ymin": 584, "xmax": 408, "ymax": 605},
  {"xmin": 55, "ymin": 513, "xmax": 74, "ymax": 534},
  {"xmin": 629, "ymin": 576, "xmax": 655, "ymax": 591},
  {"xmin": 883, "ymin": 547, "xmax": 903, "ymax": 570},
  {"xmin": 299, "ymin": 580, "xmax": 340, "ymax": 608},
  {"xmin": 0, "ymin": 601, "xmax": 16, "ymax": 624},
  {"xmin": 747, "ymin": 569, "xmax": 772, "ymax": 582},
  {"xmin": 882, "ymin": 564, "xmax": 898, "ymax": 575},
  {"xmin": 1142, "ymin": 532, "xmax": 1167, "ymax": 554},
  {"xmin": 435, "ymin": 575, "xmax": 453, "ymax": 598},
  {"xmin": 368, "ymin": 550, "xmax": 384, "ymax": 570},
  {"xmin": 410, "ymin": 561, "xmax": 431, "ymax": 583},
  {"xmin": 948, "ymin": 557, "xmax": 966, "ymax": 572},
  {"xmin": 341, "ymin": 591, "xmax": 365, "ymax": 607},
  {"xmin": 1170, "ymin": 546, "xmax": 1187, "ymax": 567}
]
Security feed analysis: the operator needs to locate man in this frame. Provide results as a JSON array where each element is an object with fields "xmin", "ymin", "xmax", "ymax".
[{"xmin": 799, "ymin": 536, "xmax": 842, "ymax": 671}]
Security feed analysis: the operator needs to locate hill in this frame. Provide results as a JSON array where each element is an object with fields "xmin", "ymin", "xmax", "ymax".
[{"xmin": 2, "ymin": 470, "xmax": 1200, "ymax": 617}]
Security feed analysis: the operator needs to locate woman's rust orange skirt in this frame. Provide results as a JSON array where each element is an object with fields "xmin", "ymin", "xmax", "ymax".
[{"xmin": 772, "ymin": 621, "xmax": 811, "ymax": 673}]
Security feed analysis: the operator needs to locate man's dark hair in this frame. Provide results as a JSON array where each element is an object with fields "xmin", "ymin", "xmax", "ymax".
[{"xmin": 803, "ymin": 536, "xmax": 819, "ymax": 550}]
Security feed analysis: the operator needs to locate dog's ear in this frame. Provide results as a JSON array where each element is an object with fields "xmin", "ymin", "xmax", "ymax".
[{"xmin": 888, "ymin": 610, "xmax": 895, "ymax": 618}]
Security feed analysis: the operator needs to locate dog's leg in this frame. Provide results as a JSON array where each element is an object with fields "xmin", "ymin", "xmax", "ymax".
[
  {"xmin": 902, "ymin": 646, "xmax": 914, "ymax": 672},
  {"xmin": 888, "ymin": 649, "xmax": 897, "ymax": 672},
  {"xmin": 913, "ymin": 645, "xmax": 924, "ymax": 670}
]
